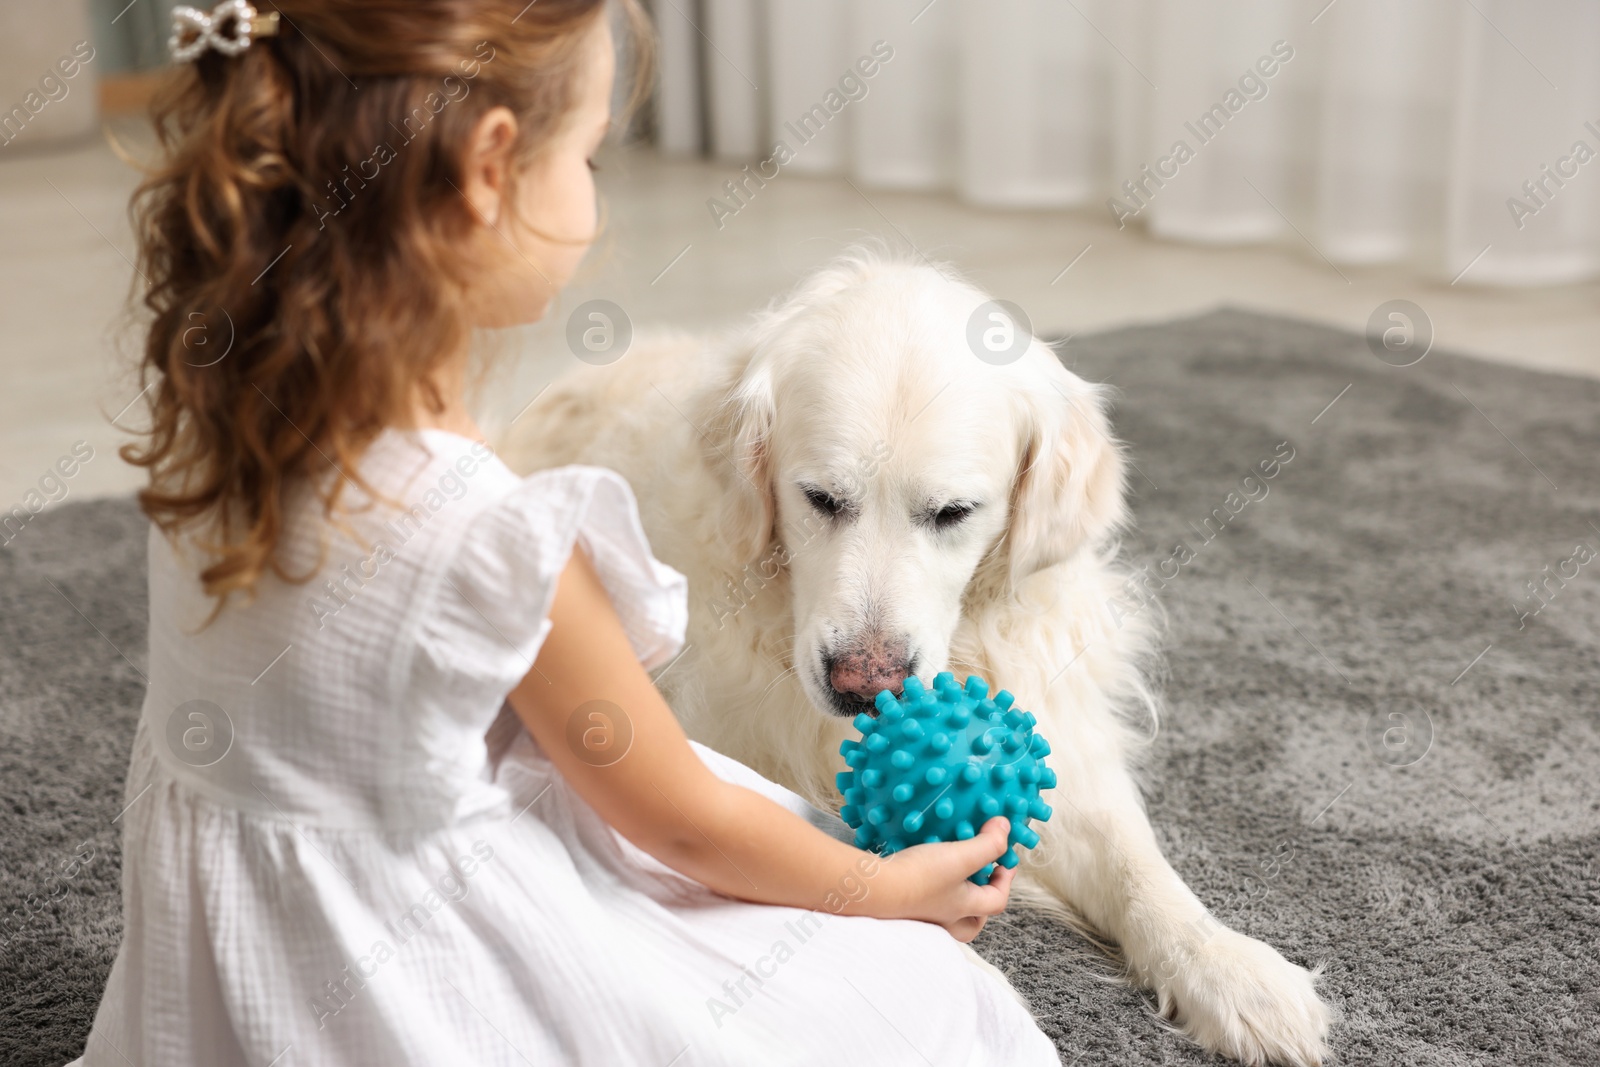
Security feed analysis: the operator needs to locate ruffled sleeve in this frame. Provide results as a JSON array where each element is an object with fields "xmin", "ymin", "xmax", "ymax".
[{"xmin": 419, "ymin": 465, "xmax": 689, "ymax": 698}]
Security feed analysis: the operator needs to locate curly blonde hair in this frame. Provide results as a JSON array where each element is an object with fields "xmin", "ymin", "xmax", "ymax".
[{"xmin": 122, "ymin": 0, "xmax": 650, "ymax": 611}]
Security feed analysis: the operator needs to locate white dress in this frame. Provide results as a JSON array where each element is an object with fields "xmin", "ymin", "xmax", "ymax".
[{"xmin": 71, "ymin": 428, "xmax": 1059, "ymax": 1067}]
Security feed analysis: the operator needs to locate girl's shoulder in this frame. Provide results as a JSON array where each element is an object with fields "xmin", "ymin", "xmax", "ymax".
[
  {"xmin": 361, "ymin": 427, "xmax": 518, "ymax": 513},
  {"xmin": 403, "ymin": 441, "xmax": 690, "ymax": 680},
  {"xmin": 337, "ymin": 428, "xmax": 688, "ymax": 678},
  {"xmin": 355, "ymin": 428, "xmax": 664, "ymax": 563}
]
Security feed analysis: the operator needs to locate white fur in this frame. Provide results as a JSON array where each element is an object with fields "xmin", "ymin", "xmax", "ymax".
[{"xmin": 500, "ymin": 250, "xmax": 1332, "ymax": 1065}]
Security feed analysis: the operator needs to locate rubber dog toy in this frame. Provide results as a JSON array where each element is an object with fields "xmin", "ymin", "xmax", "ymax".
[{"xmin": 837, "ymin": 672, "xmax": 1055, "ymax": 884}]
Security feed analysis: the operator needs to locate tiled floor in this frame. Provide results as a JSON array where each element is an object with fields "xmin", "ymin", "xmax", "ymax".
[{"xmin": 3, "ymin": 120, "xmax": 1597, "ymax": 507}]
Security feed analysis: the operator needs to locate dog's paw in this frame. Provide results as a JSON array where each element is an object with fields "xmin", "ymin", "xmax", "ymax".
[{"xmin": 1153, "ymin": 928, "xmax": 1330, "ymax": 1066}]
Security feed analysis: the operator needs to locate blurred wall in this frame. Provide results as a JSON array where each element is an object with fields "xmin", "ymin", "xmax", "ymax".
[
  {"xmin": 86, "ymin": 0, "xmax": 183, "ymax": 75},
  {"xmin": 0, "ymin": 0, "xmax": 100, "ymax": 151}
]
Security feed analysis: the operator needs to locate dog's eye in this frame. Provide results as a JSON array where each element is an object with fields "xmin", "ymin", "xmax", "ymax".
[
  {"xmin": 802, "ymin": 486, "xmax": 848, "ymax": 518},
  {"xmin": 932, "ymin": 503, "xmax": 975, "ymax": 529}
]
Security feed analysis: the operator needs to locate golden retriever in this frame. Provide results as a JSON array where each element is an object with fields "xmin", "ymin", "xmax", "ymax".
[{"xmin": 500, "ymin": 249, "xmax": 1331, "ymax": 1065}]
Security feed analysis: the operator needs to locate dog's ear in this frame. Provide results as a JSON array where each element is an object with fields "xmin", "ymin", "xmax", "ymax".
[
  {"xmin": 694, "ymin": 250, "xmax": 903, "ymax": 563},
  {"xmin": 1005, "ymin": 344, "xmax": 1127, "ymax": 585},
  {"xmin": 701, "ymin": 341, "xmax": 778, "ymax": 563}
]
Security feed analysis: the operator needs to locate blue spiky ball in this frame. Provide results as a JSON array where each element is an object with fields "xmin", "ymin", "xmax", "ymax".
[{"xmin": 836, "ymin": 672, "xmax": 1056, "ymax": 885}]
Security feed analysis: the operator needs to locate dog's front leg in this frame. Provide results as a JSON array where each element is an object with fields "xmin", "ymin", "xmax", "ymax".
[{"xmin": 1024, "ymin": 753, "xmax": 1330, "ymax": 1066}]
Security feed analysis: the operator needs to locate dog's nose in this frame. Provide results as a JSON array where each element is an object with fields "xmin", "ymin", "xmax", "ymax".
[{"xmin": 826, "ymin": 642, "xmax": 911, "ymax": 704}]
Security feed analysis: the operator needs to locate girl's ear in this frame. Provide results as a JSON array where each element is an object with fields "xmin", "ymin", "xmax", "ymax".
[
  {"xmin": 701, "ymin": 338, "xmax": 777, "ymax": 564},
  {"xmin": 1004, "ymin": 343, "xmax": 1127, "ymax": 587},
  {"xmin": 461, "ymin": 106, "xmax": 519, "ymax": 225}
]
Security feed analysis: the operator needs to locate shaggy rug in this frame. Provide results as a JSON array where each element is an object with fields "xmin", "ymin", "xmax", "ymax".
[{"xmin": 2, "ymin": 309, "xmax": 1596, "ymax": 1065}]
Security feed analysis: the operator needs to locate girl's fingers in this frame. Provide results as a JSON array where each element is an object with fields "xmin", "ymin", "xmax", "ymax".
[
  {"xmin": 946, "ymin": 816, "xmax": 1012, "ymax": 872},
  {"xmin": 964, "ymin": 855, "xmax": 1016, "ymax": 916},
  {"xmin": 979, "ymin": 815, "xmax": 1012, "ymax": 848}
]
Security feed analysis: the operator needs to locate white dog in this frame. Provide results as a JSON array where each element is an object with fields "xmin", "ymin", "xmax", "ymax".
[{"xmin": 500, "ymin": 250, "xmax": 1331, "ymax": 1066}]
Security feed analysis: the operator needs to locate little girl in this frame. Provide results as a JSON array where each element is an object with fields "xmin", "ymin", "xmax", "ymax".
[{"xmin": 73, "ymin": 2, "xmax": 1060, "ymax": 1064}]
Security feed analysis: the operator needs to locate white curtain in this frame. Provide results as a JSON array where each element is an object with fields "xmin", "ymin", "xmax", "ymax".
[{"xmin": 651, "ymin": 0, "xmax": 1600, "ymax": 287}]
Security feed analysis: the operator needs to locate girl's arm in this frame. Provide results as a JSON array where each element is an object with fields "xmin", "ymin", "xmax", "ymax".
[{"xmin": 506, "ymin": 545, "xmax": 1015, "ymax": 940}]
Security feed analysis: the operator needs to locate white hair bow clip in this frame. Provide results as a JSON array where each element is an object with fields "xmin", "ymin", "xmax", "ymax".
[{"xmin": 169, "ymin": 1, "xmax": 281, "ymax": 63}]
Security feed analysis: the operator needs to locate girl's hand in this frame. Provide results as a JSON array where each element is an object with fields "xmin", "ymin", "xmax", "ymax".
[{"xmin": 880, "ymin": 816, "xmax": 1018, "ymax": 942}]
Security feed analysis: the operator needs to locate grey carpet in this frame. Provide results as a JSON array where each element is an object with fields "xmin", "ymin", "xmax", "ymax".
[{"xmin": 3, "ymin": 308, "xmax": 1598, "ymax": 1066}]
